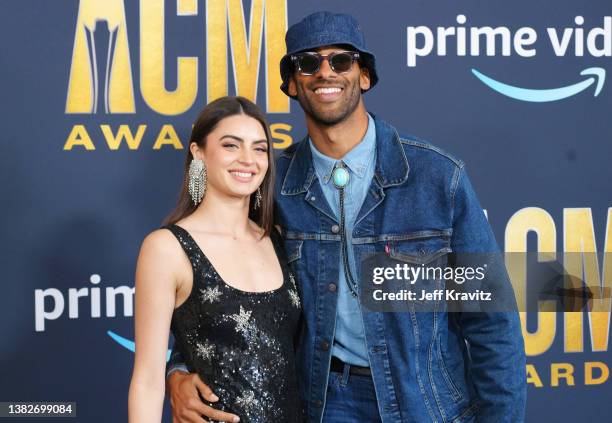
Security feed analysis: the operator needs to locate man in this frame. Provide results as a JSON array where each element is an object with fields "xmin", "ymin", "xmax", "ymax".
[{"xmin": 167, "ymin": 11, "xmax": 526, "ymax": 423}]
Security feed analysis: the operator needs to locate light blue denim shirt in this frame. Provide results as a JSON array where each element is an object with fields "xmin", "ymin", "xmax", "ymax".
[{"xmin": 308, "ymin": 113, "xmax": 376, "ymax": 367}]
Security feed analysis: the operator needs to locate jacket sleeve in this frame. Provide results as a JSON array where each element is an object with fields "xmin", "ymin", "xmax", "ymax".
[
  {"xmin": 450, "ymin": 165, "xmax": 527, "ymax": 423},
  {"xmin": 165, "ymin": 346, "xmax": 190, "ymax": 379}
]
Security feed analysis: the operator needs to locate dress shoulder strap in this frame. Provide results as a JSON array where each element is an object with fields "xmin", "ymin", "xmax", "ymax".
[{"xmin": 160, "ymin": 223, "xmax": 203, "ymax": 272}]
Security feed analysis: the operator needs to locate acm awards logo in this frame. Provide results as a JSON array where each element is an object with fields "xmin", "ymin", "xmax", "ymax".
[{"xmin": 63, "ymin": 0, "xmax": 293, "ymax": 151}]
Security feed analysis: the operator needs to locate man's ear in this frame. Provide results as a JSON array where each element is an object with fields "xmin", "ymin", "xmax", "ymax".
[
  {"xmin": 288, "ymin": 76, "xmax": 298, "ymax": 97},
  {"xmin": 359, "ymin": 67, "xmax": 371, "ymax": 91}
]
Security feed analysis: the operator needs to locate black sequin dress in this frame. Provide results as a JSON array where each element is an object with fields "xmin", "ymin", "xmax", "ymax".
[{"xmin": 164, "ymin": 224, "xmax": 303, "ymax": 423}]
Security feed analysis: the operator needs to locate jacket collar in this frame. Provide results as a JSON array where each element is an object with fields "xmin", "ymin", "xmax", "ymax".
[
  {"xmin": 280, "ymin": 113, "xmax": 409, "ymax": 195},
  {"xmin": 371, "ymin": 112, "xmax": 410, "ymax": 187}
]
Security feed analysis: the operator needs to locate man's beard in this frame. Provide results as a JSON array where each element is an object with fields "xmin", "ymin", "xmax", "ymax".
[{"xmin": 296, "ymin": 82, "xmax": 362, "ymax": 126}]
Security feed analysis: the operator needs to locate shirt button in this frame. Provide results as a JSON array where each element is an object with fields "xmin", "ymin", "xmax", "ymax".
[
  {"xmin": 328, "ymin": 283, "xmax": 337, "ymax": 293},
  {"xmin": 321, "ymin": 341, "xmax": 330, "ymax": 351},
  {"xmin": 331, "ymin": 225, "xmax": 340, "ymax": 234}
]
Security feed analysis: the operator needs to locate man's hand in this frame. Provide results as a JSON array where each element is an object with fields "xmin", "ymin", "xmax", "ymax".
[{"xmin": 167, "ymin": 371, "xmax": 240, "ymax": 423}]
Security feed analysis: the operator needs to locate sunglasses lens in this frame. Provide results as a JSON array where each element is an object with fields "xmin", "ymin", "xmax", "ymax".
[
  {"xmin": 329, "ymin": 53, "xmax": 354, "ymax": 72},
  {"xmin": 295, "ymin": 52, "xmax": 357, "ymax": 74},
  {"xmin": 297, "ymin": 54, "xmax": 320, "ymax": 74}
]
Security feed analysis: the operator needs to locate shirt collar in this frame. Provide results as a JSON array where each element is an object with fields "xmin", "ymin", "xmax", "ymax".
[
  {"xmin": 280, "ymin": 113, "xmax": 409, "ymax": 196},
  {"xmin": 308, "ymin": 114, "xmax": 376, "ymax": 184}
]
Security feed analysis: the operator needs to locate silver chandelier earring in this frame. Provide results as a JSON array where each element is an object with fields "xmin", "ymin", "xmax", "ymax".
[
  {"xmin": 188, "ymin": 158, "xmax": 206, "ymax": 205},
  {"xmin": 254, "ymin": 187, "xmax": 262, "ymax": 209}
]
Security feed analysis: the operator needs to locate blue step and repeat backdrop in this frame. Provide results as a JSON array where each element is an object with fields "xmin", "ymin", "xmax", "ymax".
[{"xmin": 1, "ymin": 0, "xmax": 610, "ymax": 422}]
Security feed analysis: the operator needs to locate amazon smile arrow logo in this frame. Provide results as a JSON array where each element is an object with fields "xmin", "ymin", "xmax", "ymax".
[
  {"xmin": 471, "ymin": 67, "xmax": 606, "ymax": 102},
  {"xmin": 107, "ymin": 330, "xmax": 172, "ymax": 362}
]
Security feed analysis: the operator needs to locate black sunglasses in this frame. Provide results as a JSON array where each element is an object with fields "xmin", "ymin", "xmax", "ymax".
[{"xmin": 291, "ymin": 51, "xmax": 360, "ymax": 75}]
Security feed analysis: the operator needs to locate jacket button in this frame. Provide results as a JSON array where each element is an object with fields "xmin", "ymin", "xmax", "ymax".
[
  {"xmin": 314, "ymin": 399, "xmax": 323, "ymax": 407},
  {"xmin": 321, "ymin": 341, "xmax": 330, "ymax": 351},
  {"xmin": 328, "ymin": 283, "xmax": 337, "ymax": 292},
  {"xmin": 331, "ymin": 225, "xmax": 340, "ymax": 234},
  {"xmin": 384, "ymin": 403, "xmax": 398, "ymax": 412}
]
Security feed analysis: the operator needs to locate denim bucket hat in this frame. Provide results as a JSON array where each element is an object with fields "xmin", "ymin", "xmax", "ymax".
[{"xmin": 279, "ymin": 11, "xmax": 379, "ymax": 98}]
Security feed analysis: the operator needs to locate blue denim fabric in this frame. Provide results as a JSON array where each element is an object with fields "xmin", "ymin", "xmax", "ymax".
[
  {"xmin": 276, "ymin": 113, "xmax": 526, "ymax": 423},
  {"xmin": 165, "ymin": 349, "xmax": 189, "ymax": 378},
  {"xmin": 308, "ymin": 113, "xmax": 377, "ymax": 367},
  {"xmin": 323, "ymin": 369, "xmax": 382, "ymax": 423}
]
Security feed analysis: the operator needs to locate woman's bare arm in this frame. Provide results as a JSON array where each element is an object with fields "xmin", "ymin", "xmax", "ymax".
[{"xmin": 128, "ymin": 229, "xmax": 181, "ymax": 423}]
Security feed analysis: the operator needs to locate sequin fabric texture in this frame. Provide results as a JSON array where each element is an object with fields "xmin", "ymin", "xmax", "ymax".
[{"xmin": 164, "ymin": 224, "xmax": 303, "ymax": 423}]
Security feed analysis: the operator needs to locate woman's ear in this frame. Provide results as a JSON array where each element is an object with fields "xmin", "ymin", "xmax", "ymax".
[{"xmin": 189, "ymin": 141, "xmax": 203, "ymax": 161}]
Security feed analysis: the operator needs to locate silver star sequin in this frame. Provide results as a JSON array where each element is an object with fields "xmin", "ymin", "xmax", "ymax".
[
  {"xmin": 288, "ymin": 289, "xmax": 300, "ymax": 308},
  {"xmin": 195, "ymin": 340, "xmax": 214, "ymax": 360},
  {"xmin": 235, "ymin": 390, "xmax": 257, "ymax": 410},
  {"xmin": 229, "ymin": 306, "xmax": 253, "ymax": 333},
  {"xmin": 199, "ymin": 286, "xmax": 222, "ymax": 303}
]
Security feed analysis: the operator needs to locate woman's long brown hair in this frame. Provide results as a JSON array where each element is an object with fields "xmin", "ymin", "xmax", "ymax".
[{"xmin": 163, "ymin": 96, "xmax": 276, "ymax": 237}]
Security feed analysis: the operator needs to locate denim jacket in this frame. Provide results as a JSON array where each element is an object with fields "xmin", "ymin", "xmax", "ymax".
[{"xmin": 275, "ymin": 114, "xmax": 526, "ymax": 423}]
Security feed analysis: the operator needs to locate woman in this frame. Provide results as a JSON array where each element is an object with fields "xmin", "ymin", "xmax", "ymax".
[{"xmin": 128, "ymin": 96, "xmax": 303, "ymax": 423}]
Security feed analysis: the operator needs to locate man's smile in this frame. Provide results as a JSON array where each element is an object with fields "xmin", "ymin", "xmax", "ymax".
[{"xmin": 311, "ymin": 84, "xmax": 344, "ymax": 102}]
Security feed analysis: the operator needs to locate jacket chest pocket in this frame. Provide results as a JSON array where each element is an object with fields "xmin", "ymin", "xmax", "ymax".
[
  {"xmin": 387, "ymin": 235, "xmax": 452, "ymax": 306},
  {"xmin": 389, "ymin": 233, "xmax": 451, "ymax": 262},
  {"xmin": 284, "ymin": 239, "xmax": 304, "ymax": 281},
  {"xmin": 285, "ymin": 239, "xmax": 303, "ymax": 264},
  {"xmin": 283, "ymin": 239, "xmax": 304, "ymax": 296}
]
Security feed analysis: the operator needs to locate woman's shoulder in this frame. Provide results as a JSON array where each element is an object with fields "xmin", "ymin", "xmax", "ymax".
[
  {"xmin": 139, "ymin": 225, "xmax": 184, "ymax": 260},
  {"xmin": 135, "ymin": 227, "xmax": 189, "ymax": 297}
]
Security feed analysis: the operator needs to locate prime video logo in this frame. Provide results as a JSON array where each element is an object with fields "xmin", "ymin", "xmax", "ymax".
[
  {"xmin": 406, "ymin": 15, "xmax": 611, "ymax": 102},
  {"xmin": 34, "ymin": 274, "xmax": 171, "ymax": 360}
]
